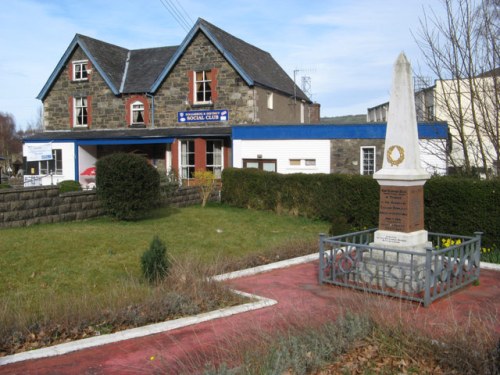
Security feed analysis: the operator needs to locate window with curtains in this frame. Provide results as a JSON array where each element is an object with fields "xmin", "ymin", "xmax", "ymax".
[
  {"xmin": 180, "ymin": 140, "xmax": 195, "ymax": 179},
  {"xmin": 131, "ymin": 101, "xmax": 145, "ymax": 124},
  {"xmin": 74, "ymin": 97, "xmax": 88, "ymax": 127},
  {"xmin": 194, "ymin": 70, "xmax": 212, "ymax": 104},
  {"xmin": 206, "ymin": 140, "xmax": 222, "ymax": 178}
]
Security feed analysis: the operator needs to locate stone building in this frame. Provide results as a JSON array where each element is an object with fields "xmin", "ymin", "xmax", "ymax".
[{"xmin": 26, "ymin": 18, "xmax": 319, "ymax": 187}]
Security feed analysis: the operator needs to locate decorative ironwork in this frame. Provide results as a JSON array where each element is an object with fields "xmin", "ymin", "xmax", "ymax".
[{"xmin": 319, "ymin": 229, "xmax": 481, "ymax": 307}]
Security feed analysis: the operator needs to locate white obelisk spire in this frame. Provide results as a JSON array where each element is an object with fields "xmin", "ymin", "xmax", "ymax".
[
  {"xmin": 374, "ymin": 53, "xmax": 430, "ymax": 183},
  {"xmin": 372, "ymin": 53, "xmax": 430, "ymax": 250}
]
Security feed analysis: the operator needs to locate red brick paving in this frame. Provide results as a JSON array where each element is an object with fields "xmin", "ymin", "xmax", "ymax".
[{"xmin": 1, "ymin": 262, "xmax": 499, "ymax": 374}]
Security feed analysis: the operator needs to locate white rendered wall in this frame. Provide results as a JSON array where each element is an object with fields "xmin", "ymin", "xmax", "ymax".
[
  {"xmin": 419, "ymin": 139, "xmax": 447, "ymax": 175},
  {"xmin": 23, "ymin": 142, "xmax": 76, "ymax": 186},
  {"xmin": 233, "ymin": 139, "xmax": 330, "ymax": 174}
]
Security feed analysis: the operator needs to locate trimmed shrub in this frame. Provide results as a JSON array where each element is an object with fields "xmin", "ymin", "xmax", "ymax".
[
  {"xmin": 96, "ymin": 153, "xmax": 160, "ymax": 220},
  {"xmin": 57, "ymin": 180, "xmax": 81, "ymax": 193},
  {"xmin": 141, "ymin": 236, "xmax": 170, "ymax": 284},
  {"xmin": 424, "ymin": 176, "xmax": 500, "ymax": 247},
  {"xmin": 222, "ymin": 169, "xmax": 500, "ymax": 247},
  {"xmin": 222, "ymin": 168, "xmax": 379, "ymax": 230}
]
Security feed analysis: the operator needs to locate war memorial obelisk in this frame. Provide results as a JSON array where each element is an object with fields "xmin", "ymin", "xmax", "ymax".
[{"xmin": 372, "ymin": 53, "xmax": 431, "ymax": 255}]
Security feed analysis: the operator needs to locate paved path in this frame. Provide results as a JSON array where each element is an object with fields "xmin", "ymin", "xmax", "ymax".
[{"xmin": 1, "ymin": 261, "xmax": 499, "ymax": 374}]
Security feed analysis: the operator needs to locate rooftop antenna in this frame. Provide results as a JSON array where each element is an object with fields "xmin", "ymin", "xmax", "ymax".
[{"xmin": 293, "ymin": 68, "xmax": 316, "ymax": 102}]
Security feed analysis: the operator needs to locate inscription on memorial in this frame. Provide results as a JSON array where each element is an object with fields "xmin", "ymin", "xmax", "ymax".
[{"xmin": 379, "ymin": 186, "xmax": 424, "ymax": 232}]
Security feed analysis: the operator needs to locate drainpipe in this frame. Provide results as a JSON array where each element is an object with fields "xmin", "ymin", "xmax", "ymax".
[{"xmin": 146, "ymin": 93, "xmax": 155, "ymax": 128}]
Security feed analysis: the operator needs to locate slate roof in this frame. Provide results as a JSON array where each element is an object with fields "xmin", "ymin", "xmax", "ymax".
[
  {"xmin": 37, "ymin": 18, "xmax": 310, "ymax": 102},
  {"xmin": 123, "ymin": 46, "xmax": 178, "ymax": 93},
  {"xmin": 76, "ymin": 34, "xmax": 129, "ymax": 92},
  {"xmin": 199, "ymin": 19, "xmax": 309, "ymax": 101}
]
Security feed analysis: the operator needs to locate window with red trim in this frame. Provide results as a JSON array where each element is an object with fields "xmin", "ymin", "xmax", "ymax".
[
  {"xmin": 73, "ymin": 97, "xmax": 88, "ymax": 127},
  {"xmin": 72, "ymin": 60, "xmax": 89, "ymax": 81},
  {"xmin": 189, "ymin": 69, "xmax": 218, "ymax": 105}
]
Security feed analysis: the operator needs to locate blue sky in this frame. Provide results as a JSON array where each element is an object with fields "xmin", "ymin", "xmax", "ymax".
[{"xmin": 0, "ymin": 0, "xmax": 444, "ymax": 129}]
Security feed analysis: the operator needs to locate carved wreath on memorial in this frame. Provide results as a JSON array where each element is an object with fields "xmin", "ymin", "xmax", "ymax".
[{"xmin": 387, "ymin": 145, "xmax": 405, "ymax": 166}]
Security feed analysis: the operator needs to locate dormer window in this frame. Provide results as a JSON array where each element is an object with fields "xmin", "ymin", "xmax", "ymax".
[
  {"xmin": 194, "ymin": 70, "xmax": 212, "ymax": 104},
  {"xmin": 131, "ymin": 101, "xmax": 144, "ymax": 124},
  {"xmin": 73, "ymin": 60, "xmax": 88, "ymax": 81}
]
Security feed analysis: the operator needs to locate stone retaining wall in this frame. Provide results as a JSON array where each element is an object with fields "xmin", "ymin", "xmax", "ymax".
[{"xmin": 0, "ymin": 186, "xmax": 219, "ymax": 228}]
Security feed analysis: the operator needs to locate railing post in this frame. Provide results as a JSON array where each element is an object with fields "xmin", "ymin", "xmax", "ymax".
[
  {"xmin": 319, "ymin": 233, "xmax": 326, "ymax": 284},
  {"xmin": 424, "ymin": 247, "xmax": 433, "ymax": 307},
  {"xmin": 474, "ymin": 232, "xmax": 483, "ymax": 280}
]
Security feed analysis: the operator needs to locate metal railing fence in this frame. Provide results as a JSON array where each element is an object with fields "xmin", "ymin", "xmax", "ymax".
[{"xmin": 319, "ymin": 229, "xmax": 481, "ymax": 306}]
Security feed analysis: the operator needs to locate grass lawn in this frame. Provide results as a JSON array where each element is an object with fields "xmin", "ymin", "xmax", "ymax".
[{"xmin": 0, "ymin": 204, "xmax": 328, "ymax": 330}]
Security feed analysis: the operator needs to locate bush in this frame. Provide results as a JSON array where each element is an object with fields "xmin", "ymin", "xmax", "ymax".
[
  {"xmin": 193, "ymin": 170, "xmax": 217, "ymax": 207},
  {"xmin": 141, "ymin": 236, "xmax": 170, "ymax": 284},
  {"xmin": 424, "ymin": 176, "xmax": 500, "ymax": 247},
  {"xmin": 0, "ymin": 183, "xmax": 11, "ymax": 189},
  {"xmin": 222, "ymin": 169, "xmax": 500, "ymax": 247},
  {"xmin": 222, "ymin": 168, "xmax": 379, "ymax": 231},
  {"xmin": 57, "ymin": 180, "xmax": 81, "ymax": 193},
  {"xmin": 96, "ymin": 153, "xmax": 160, "ymax": 220}
]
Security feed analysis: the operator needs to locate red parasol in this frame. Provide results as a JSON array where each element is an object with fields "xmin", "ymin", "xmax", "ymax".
[{"xmin": 80, "ymin": 167, "xmax": 96, "ymax": 176}]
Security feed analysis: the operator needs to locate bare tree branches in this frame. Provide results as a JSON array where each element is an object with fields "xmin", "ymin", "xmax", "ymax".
[{"xmin": 414, "ymin": 0, "xmax": 499, "ymax": 178}]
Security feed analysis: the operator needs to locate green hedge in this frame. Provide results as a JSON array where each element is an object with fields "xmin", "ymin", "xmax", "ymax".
[
  {"xmin": 424, "ymin": 177, "xmax": 500, "ymax": 247},
  {"xmin": 222, "ymin": 168, "xmax": 379, "ymax": 232},
  {"xmin": 221, "ymin": 169, "xmax": 499, "ymax": 247}
]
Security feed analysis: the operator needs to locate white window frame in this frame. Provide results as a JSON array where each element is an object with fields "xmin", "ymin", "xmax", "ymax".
[
  {"xmin": 267, "ymin": 92, "xmax": 274, "ymax": 110},
  {"xmin": 72, "ymin": 60, "xmax": 88, "ymax": 81},
  {"xmin": 360, "ymin": 146, "xmax": 376, "ymax": 175},
  {"xmin": 206, "ymin": 140, "xmax": 223, "ymax": 178},
  {"xmin": 180, "ymin": 140, "xmax": 195, "ymax": 180},
  {"xmin": 74, "ymin": 97, "xmax": 88, "ymax": 127},
  {"xmin": 194, "ymin": 70, "xmax": 212, "ymax": 104},
  {"xmin": 131, "ymin": 101, "xmax": 145, "ymax": 124}
]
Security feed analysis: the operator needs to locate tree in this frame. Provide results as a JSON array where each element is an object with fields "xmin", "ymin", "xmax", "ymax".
[
  {"xmin": 96, "ymin": 153, "xmax": 160, "ymax": 220},
  {"xmin": 141, "ymin": 236, "xmax": 171, "ymax": 284},
  {"xmin": 23, "ymin": 105, "xmax": 44, "ymax": 135},
  {"xmin": 193, "ymin": 170, "xmax": 217, "ymax": 207},
  {"xmin": 414, "ymin": 0, "xmax": 499, "ymax": 178},
  {"xmin": 0, "ymin": 112, "xmax": 22, "ymax": 157}
]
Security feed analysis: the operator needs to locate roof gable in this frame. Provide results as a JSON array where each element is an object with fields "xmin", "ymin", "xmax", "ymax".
[
  {"xmin": 151, "ymin": 18, "xmax": 310, "ymax": 102},
  {"xmin": 77, "ymin": 35, "xmax": 128, "ymax": 93},
  {"xmin": 37, "ymin": 34, "xmax": 128, "ymax": 100}
]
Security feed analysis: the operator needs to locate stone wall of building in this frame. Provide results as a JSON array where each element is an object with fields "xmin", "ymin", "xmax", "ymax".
[
  {"xmin": 154, "ymin": 32, "xmax": 257, "ymax": 126},
  {"xmin": 43, "ymin": 47, "xmax": 126, "ymax": 130},
  {"xmin": 0, "ymin": 186, "xmax": 218, "ymax": 228},
  {"xmin": 330, "ymin": 139, "xmax": 385, "ymax": 174}
]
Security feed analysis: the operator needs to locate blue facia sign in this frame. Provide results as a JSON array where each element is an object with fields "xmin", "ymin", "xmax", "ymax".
[{"xmin": 178, "ymin": 110, "xmax": 229, "ymax": 123}]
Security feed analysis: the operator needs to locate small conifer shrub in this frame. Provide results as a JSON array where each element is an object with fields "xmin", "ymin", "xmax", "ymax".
[{"xmin": 141, "ymin": 236, "xmax": 170, "ymax": 284}]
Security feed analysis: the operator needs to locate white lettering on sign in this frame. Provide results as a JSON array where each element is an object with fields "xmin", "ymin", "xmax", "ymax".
[{"xmin": 178, "ymin": 110, "xmax": 229, "ymax": 123}]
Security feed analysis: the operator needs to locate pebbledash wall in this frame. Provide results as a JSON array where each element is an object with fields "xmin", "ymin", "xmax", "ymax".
[{"xmin": 0, "ymin": 186, "xmax": 218, "ymax": 228}]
